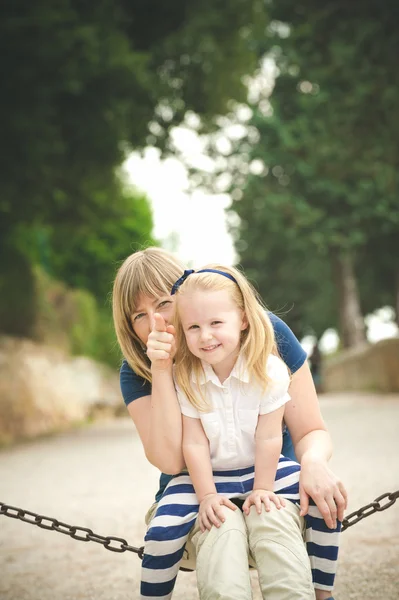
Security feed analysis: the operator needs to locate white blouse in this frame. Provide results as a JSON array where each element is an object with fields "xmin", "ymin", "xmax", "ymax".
[{"xmin": 176, "ymin": 354, "xmax": 291, "ymax": 470}]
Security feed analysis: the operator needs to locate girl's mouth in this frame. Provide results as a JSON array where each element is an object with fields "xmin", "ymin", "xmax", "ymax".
[{"xmin": 201, "ymin": 344, "xmax": 221, "ymax": 352}]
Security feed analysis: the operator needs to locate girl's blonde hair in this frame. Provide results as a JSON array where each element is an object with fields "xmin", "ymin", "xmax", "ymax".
[
  {"xmin": 174, "ymin": 264, "xmax": 280, "ymax": 411},
  {"xmin": 112, "ymin": 247, "xmax": 184, "ymax": 382}
]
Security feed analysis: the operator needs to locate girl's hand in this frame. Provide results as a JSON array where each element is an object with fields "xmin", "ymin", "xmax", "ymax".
[
  {"xmin": 199, "ymin": 494, "xmax": 237, "ymax": 532},
  {"xmin": 146, "ymin": 313, "xmax": 176, "ymax": 370},
  {"xmin": 242, "ymin": 489, "xmax": 286, "ymax": 515},
  {"xmin": 299, "ymin": 456, "xmax": 348, "ymax": 529}
]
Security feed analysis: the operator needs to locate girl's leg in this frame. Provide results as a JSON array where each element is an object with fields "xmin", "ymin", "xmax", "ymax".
[
  {"xmin": 192, "ymin": 505, "xmax": 252, "ymax": 600},
  {"xmin": 143, "ymin": 466, "xmax": 256, "ymax": 598},
  {"xmin": 245, "ymin": 501, "xmax": 315, "ymax": 600},
  {"xmin": 141, "ymin": 473, "xmax": 199, "ymax": 600},
  {"xmin": 186, "ymin": 466, "xmax": 261, "ymax": 599},
  {"xmin": 191, "ymin": 463, "xmax": 312, "ymax": 600}
]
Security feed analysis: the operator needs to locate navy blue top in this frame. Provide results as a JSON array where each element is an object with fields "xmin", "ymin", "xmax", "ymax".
[{"xmin": 120, "ymin": 312, "xmax": 306, "ymax": 501}]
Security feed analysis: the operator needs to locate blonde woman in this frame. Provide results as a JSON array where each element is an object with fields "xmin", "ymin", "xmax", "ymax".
[{"xmin": 112, "ymin": 248, "xmax": 347, "ymax": 600}]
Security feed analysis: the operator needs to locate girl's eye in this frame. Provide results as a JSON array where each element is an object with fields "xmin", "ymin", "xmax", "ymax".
[
  {"xmin": 188, "ymin": 324, "xmax": 199, "ymax": 330},
  {"xmin": 133, "ymin": 313, "xmax": 145, "ymax": 321},
  {"xmin": 212, "ymin": 321, "xmax": 222, "ymax": 326}
]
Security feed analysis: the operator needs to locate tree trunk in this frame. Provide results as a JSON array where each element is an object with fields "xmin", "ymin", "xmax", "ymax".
[{"xmin": 331, "ymin": 252, "xmax": 367, "ymax": 349}]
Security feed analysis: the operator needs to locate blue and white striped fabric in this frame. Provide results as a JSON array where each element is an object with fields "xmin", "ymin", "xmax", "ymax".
[{"xmin": 141, "ymin": 456, "xmax": 340, "ymax": 599}]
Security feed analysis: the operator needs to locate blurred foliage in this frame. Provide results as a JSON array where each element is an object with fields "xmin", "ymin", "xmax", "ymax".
[
  {"xmin": 0, "ymin": 0, "xmax": 269, "ymax": 346},
  {"xmin": 357, "ymin": 231, "xmax": 398, "ymax": 317},
  {"xmin": 0, "ymin": 244, "xmax": 37, "ymax": 338},
  {"xmin": 47, "ymin": 184, "xmax": 156, "ymax": 302},
  {"xmin": 0, "ymin": 0, "xmax": 268, "ymax": 234},
  {"xmin": 228, "ymin": 194, "xmax": 339, "ymax": 340},
  {"xmin": 2, "ymin": 181, "xmax": 156, "ymax": 348},
  {"xmin": 2, "ymin": 1, "xmax": 398, "ymax": 350},
  {"xmin": 34, "ymin": 267, "xmax": 121, "ymax": 366},
  {"xmin": 249, "ymin": 1, "xmax": 399, "ymax": 251},
  {"xmin": 196, "ymin": 1, "xmax": 399, "ymax": 341}
]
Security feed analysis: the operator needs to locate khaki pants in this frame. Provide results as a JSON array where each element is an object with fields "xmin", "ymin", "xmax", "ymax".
[{"xmin": 145, "ymin": 500, "xmax": 315, "ymax": 600}]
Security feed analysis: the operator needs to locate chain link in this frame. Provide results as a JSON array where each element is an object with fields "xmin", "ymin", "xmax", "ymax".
[
  {"xmin": 341, "ymin": 490, "xmax": 399, "ymax": 531},
  {"xmin": 0, "ymin": 503, "xmax": 144, "ymax": 556},
  {"xmin": 0, "ymin": 502, "xmax": 195, "ymax": 570},
  {"xmin": 2, "ymin": 490, "xmax": 399, "ymax": 557}
]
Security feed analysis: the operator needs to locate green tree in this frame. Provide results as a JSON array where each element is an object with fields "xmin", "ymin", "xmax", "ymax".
[
  {"xmin": 47, "ymin": 185, "xmax": 156, "ymax": 302},
  {"xmin": 0, "ymin": 0, "xmax": 269, "ymax": 338},
  {"xmin": 207, "ymin": 1, "xmax": 399, "ymax": 347},
  {"xmin": 0, "ymin": 0, "xmax": 272, "ymax": 334},
  {"xmin": 227, "ymin": 185, "xmax": 338, "ymax": 341},
  {"xmin": 357, "ymin": 232, "xmax": 399, "ymax": 326},
  {"xmin": 0, "ymin": 0, "xmax": 268, "ymax": 236}
]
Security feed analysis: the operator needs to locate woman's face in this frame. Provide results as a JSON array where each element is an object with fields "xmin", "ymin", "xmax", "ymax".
[{"xmin": 131, "ymin": 293, "xmax": 175, "ymax": 346}]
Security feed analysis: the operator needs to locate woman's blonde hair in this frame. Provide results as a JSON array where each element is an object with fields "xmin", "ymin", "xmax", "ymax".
[
  {"xmin": 174, "ymin": 264, "xmax": 280, "ymax": 411},
  {"xmin": 112, "ymin": 247, "xmax": 184, "ymax": 382}
]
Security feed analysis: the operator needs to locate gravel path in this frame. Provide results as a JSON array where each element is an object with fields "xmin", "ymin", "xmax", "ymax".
[{"xmin": 1, "ymin": 393, "xmax": 398, "ymax": 600}]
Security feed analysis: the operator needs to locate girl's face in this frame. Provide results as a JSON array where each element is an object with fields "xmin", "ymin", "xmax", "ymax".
[
  {"xmin": 178, "ymin": 289, "xmax": 248, "ymax": 380},
  {"xmin": 131, "ymin": 293, "xmax": 175, "ymax": 346}
]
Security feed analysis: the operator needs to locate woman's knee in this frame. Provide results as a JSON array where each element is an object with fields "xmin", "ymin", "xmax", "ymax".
[{"xmin": 144, "ymin": 502, "xmax": 158, "ymax": 526}]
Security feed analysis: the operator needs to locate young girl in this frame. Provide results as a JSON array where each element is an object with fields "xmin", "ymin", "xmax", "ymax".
[{"xmin": 141, "ymin": 266, "xmax": 340, "ymax": 600}]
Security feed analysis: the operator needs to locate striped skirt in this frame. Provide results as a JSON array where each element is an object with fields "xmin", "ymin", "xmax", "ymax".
[{"xmin": 141, "ymin": 456, "xmax": 340, "ymax": 599}]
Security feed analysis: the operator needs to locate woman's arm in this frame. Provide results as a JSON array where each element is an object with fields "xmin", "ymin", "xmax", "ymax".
[
  {"xmin": 126, "ymin": 314, "xmax": 185, "ymax": 474},
  {"xmin": 284, "ymin": 360, "xmax": 347, "ymax": 527},
  {"xmin": 127, "ymin": 367, "xmax": 185, "ymax": 475}
]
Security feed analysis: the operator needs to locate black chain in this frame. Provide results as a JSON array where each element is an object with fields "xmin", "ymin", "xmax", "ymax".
[
  {"xmin": 0, "ymin": 502, "xmax": 144, "ymax": 556},
  {"xmin": 0, "ymin": 501, "xmax": 193, "ymax": 571},
  {"xmin": 1, "ymin": 490, "xmax": 398, "ymax": 557},
  {"xmin": 341, "ymin": 490, "xmax": 399, "ymax": 531}
]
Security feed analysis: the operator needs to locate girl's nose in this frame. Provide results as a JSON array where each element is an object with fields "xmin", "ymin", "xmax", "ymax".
[{"xmin": 200, "ymin": 329, "xmax": 212, "ymax": 342}]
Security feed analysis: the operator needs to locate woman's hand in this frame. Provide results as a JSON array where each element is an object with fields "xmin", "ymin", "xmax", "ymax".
[
  {"xmin": 299, "ymin": 455, "xmax": 348, "ymax": 529},
  {"xmin": 199, "ymin": 493, "xmax": 237, "ymax": 532},
  {"xmin": 242, "ymin": 489, "xmax": 286, "ymax": 515},
  {"xmin": 146, "ymin": 313, "xmax": 176, "ymax": 370}
]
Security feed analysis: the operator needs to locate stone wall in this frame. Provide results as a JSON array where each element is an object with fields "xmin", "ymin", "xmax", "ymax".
[
  {"xmin": 322, "ymin": 337, "xmax": 399, "ymax": 393},
  {"xmin": 0, "ymin": 336, "xmax": 123, "ymax": 445}
]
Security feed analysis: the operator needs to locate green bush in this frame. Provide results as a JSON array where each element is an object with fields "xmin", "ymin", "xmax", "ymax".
[
  {"xmin": 90, "ymin": 308, "xmax": 121, "ymax": 368},
  {"xmin": 0, "ymin": 245, "xmax": 37, "ymax": 338},
  {"xmin": 68, "ymin": 289, "xmax": 98, "ymax": 356},
  {"xmin": 34, "ymin": 266, "xmax": 120, "ymax": 367}
]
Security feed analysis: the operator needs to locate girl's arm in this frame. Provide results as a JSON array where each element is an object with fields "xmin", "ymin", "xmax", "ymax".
[
  {"xmin": 182, "ymin": 415, "xmax": 216, "ymax": 501},
  {"xmin": 242, "ymin": 354, "xmax": 291, "ymax": 513},
  {"xmin": 126, "ymin": 314, "xmax": 185, "ymax": 475},
  {"xmin": 242, "ymin": 407, "xmax": 286, "ymax": 514},
  {"xmin": 284, "ymin": 360, "xmax": 347, "ymax": 527},
  {"xmin": 253, "ymin": 407, "xmax": 285, "ymax": 491},
  {"xmin": 183, "ymin": 415, "xmax": 237, "ymax": 530}
]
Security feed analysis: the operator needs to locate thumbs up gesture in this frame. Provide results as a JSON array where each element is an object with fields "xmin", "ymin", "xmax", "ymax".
[{"xmin": 146, "ymin": 313, "xmax": 176, "ymax": 370}]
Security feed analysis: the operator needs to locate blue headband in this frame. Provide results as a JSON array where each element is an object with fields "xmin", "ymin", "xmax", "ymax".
[{"xmin": 171, "ymin": 269, "xmax": 238, "ymax": 295}]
